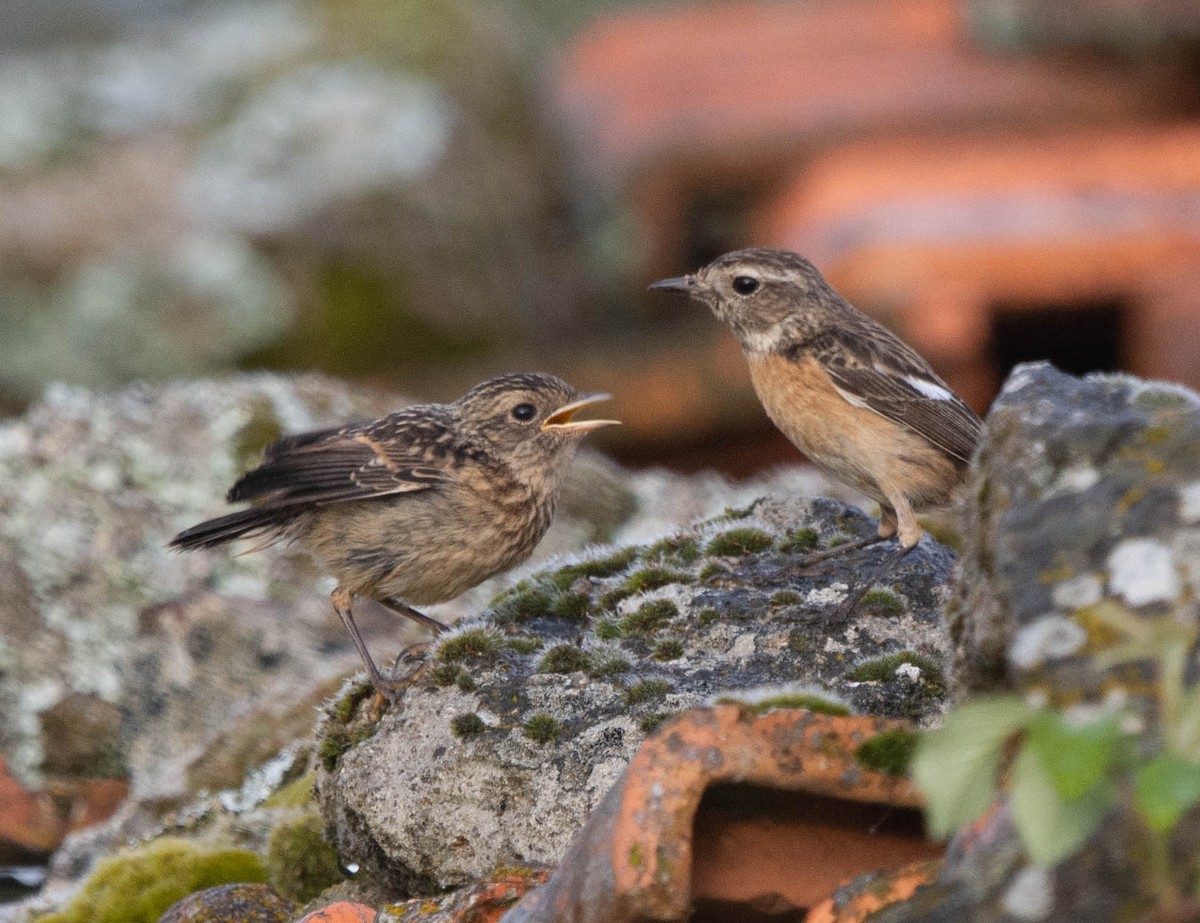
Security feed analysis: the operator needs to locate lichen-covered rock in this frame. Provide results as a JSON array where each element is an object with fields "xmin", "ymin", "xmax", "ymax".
[
  {"xmin": 157, "ymin": 883, "xmax": 297, "ymax": 923},
  {"xmin": 953, "ymin": 362, "xmax": 1200, "ymax": 698},
  {"xmin": 317, "ymin": 496, "xmax": 956, "ymax": 894},
  {"xmin": 31, "ymin": 837, "xmax": 268, "ymax": 923},
  {"xmin": 0, "ymin": 374, "xmax": 400, "ymax": 795},
  {"xmin": 0, "ymin": 0, "xmax": 585, "ymax": 403},
  {"xmin": 891, "ymin": 364, "xmax": 1200, "ymax": 923}
]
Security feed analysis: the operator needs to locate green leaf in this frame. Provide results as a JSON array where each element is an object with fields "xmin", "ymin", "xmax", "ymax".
[
  {"xmin": 913, "ymin": 696, "xmax": 1037, "ymax": 839},
  {"xmin": 1134, "ymin": 754, "xmax": 1200, "ymax": 833},
  {"xmin": 1011, "ymin": 743, "xmax": 1112, "ymax": 865},
  {"xmin": 1023, "ymin": 711, "xmax": 1122, "ymax": 802},
  {"xmin": 1172, "ymin": 687, "xmax": 1200, "ymax": 762}
]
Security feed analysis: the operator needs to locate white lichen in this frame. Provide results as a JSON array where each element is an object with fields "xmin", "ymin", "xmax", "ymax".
[
  {"xmin": 1108, "ymin": 538, "xmax": 1180, "ymax": 607},
  {"xmin": 1051, "ymin": 574, "xmax": 1103, "ymax": 611},
  {"xmin": 1179, "ymin": 482, "xmax": 1200, "ymax": 525},
  {"xmin": 1009, "ymin": 615, "xmax": 1087, "ymax": 670},
  {"xmin": 1001, "ymin": 865, "xmax": 1054, "ymax": 920}
]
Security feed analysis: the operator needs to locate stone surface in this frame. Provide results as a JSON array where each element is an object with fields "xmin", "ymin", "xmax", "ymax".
[
  {"xmin": 0, "ymin": 0, "xmax": 585, "ymax": 403},
  {"xmin": 952, "ymin": 362, "xmax": 1200, "ymax": 699},
  {"xmin": 0, "ymin": 374, "xmax": 398, "ymax": 796},
  {"xmin": 868, "ymin": 363, "xmax": 1200, "ymax": 922},
  {"xmin": 318, "ymin": 495, "xmax": 956, "ymax": 894},
  {"xmin": 157, "ymin": 883, "xmax": 297, "ymax": 923}
]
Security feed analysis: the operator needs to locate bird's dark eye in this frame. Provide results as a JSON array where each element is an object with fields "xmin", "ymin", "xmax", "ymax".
[
  {"xmin": 511, "ymin": 403, "xmax": 537, "ymax": 422},
  {"xmin": 732, "ymin": 276, "xmax": 759, "ymax": 295}
]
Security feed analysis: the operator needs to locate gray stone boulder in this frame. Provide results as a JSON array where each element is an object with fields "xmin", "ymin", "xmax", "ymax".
[
  {"xmin": 892, "ymin": 363, "xmax": 1200, "ymax": 922},
  {"xmin": 0, "ymin": 374, "xmax": 398, "ymax": 798},
  {"xmin": 317, "ymin": 495, "xmax": 956, "ymax": 894},
  {"xmin": 954, "ymin": 361, "xmax": 1200, "ymax": 698}
]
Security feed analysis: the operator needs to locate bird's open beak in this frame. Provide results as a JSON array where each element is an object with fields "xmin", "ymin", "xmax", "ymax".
[
  {"xmin": 648, "ymin": 274, "xmax": 698, "ymax": 294},
  {"xmin": 542, "ymin": 393, "xmax": 620, "ymax": 433}
]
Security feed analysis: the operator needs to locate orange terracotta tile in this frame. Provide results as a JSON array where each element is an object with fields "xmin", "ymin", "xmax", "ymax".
[
  {"xmin": 0, "ymin": 757, "xmax": 63, "ymax": 856},
  {"xmin": 805, "ymin": 858, "xmax": 942, "ymax": 923},
  {"xmin": 502, "ymin": 706, "xmax": 940, "ymax": 923}
]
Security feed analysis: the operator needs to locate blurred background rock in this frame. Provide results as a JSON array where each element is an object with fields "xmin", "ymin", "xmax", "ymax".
[{"xmin": 1, "ymin": 0, "xmax": 1198, "ymax": 473}]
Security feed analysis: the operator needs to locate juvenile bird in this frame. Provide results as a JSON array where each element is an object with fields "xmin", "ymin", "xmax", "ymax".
[
  {"xmin": 171, "ymin": 373, "xmax": 618, "ymax": 690},
  {"xmin": 651, "ymin": 247, "xmax": 982, "ymax": 614}
]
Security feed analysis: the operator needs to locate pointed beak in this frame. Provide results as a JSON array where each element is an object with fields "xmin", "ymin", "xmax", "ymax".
[
  {"xmin": 542, "ymin": 393, "xmax": 620, "ymax": 433},
  {"xmin": 648, "ymin": 274, "xmax": 698, "ymax": 295}
]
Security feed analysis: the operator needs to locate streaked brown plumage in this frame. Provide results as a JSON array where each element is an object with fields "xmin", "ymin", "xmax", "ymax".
[
  {"xmin": 170, "ymin": 373, "xmax": 618, "ymax": 690},
  {"xmin": 651, "ymin": 247, "xmax": 983, "ymax": 613}
]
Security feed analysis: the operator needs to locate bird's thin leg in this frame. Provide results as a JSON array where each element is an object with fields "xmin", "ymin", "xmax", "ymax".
[
  {"xmin": 377, "ymin": 597, "xmax": 451, "ymax": 635},
  {"xmin": 831, "ymin": 494, "xmax": 920, "ymax": 618},
  {"xmin": 831, "ymin": 541, "xmax": 917, "ymax": 618},
  {"xmin": 794, "ymin": 504, "xmax": 897, "ymax": 567},
  {"xmin": 331, "ymin": 586, "xmax": 393, "ymax": 691},
  {"xmin": 795, "ymin": 533, "xmax": 887, "ymax": 567}
]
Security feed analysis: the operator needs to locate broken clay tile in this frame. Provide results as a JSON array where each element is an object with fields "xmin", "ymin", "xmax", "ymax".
[
  {"xmin": 501, "ymin": 706, "xmax": 941, "ymax": 923},
  {"xmin": 0, "ymin": 756, "xmax": 64, "ymax": 857},
  {"xmin": 805, "ymin": 858, "xmax": 942, "ymax": 923},
  {"xmin": 380, "ymin": 868, "xmax": 551, "ymax": 923}
]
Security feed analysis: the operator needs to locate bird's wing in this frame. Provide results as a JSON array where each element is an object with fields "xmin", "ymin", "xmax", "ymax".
[
  {"xmin": 227, "ymin": 407, "xmax": 461, "ymax": 507},
  {"xmin": 808, "ymin": 326, "xmax": 984, "ymax": 465}
]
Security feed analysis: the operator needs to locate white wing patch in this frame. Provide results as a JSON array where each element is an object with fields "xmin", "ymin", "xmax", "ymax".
[
  {"xmin": 831, "ymin": 382, "xmax": 870, "ymax": 410},
  {"xmin": 904, "ymin": 376, "xmax": 954, "ymax": 401}
]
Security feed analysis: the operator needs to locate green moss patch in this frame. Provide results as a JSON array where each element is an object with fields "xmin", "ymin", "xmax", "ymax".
[
  {"xmin": 779, "ymin": 527, "xmax": 819, "ymax": 554},
  {"xmin": 787, "ymin": 629, "xmax": 815, "ymax": 655},
  {"xmin": 845, "ymin": 651, "xmax": 946, "ymax": 697},
  {"xmin": 325, "ymin": 680, "xmax": 375, "ymax": 726},
  {"xmin": 706, "ymin": 528, "xmax": 774, "ymax": 557},
  {"xmin": 624, "ymin": 678, "xmax": 672, "ymax": 705},
  {"xmin": 544, "ymin": 547, "xmax": 640, "ymax": 590},
  {"xmin": 620, "ymin": 599, "xmax": 679, "ymax": 636},
  {"xmin": 859, "ymin": 589, "xmax": 905, "ymax": 616},
  {"xmin": 538, "ymin": 644, "xmax": 591, "ymax": 674},
  {"xmin": 523, "ymin": 714, "xmax": 564, "ymax": 744},
  {"xmin": 438, "ymin": 628, "xmax": 502, "ymax": 663},
  {"xmin": 262, "ymin": 771, "xmax": 316, "ymax": 810},
  {"xmin": 697, "ymin": 607, "xmax": 721, "ymax": 627},
  {"xmin": 601, "ymin": 567, "xmax": 689, "ymax": 607},
  {"xmin": 35, "ymin": 837, "xmax": 267, "ymax": 923},
  {"xmin": 644, "ymin": 534, "xmax": 701, "ymax": 565},
  {"xmin": 595, "ymin": 617, "xmax": 622, "ymax": 641},
  {"xmin": 770, "ymin": 591, "xmax": 803, "ymax": 606},
  {"xmin": 717, "ymin": 692, "xmax": 850, "ymax": 717},
  {"xmin": 639, "ymin": 711, "xmax": 675, "ymax": 734},
  {"xmin": 855, "ymin": 728, "xmax": 920, "ymax": 777},
  {"xmin": 266, "ymin": 812, "xmax": 342, "ymax": 903},
  {"xmin": 319, "ymin": 684, "xmax": 384, "ymax": 772},
  {"xmin": 490, "ymin": 582, "xmax": 554, "ymax": 624},
  {"xmin": 451, "ymin": 713, "xmax": 487, "ymax": 738},
  {"xmin": 506, "ymin": 636, "xmax": 542, "ymax": 655},
  {"xmin": 653, "ymin": 640, "xmax": 684, "ymax": 661},
  {"xmin": 587, "ymin": 651, "xmax": 631, "ymax": 679}
]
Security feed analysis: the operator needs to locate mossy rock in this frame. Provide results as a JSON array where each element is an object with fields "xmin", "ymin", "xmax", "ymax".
[
  {"xmin": 35, "ymin": 838, "xmax": 268, "ymax": 923},
  {"xmin": 265, "ymin": 812, "xmax": 343, "ymax": 903}
]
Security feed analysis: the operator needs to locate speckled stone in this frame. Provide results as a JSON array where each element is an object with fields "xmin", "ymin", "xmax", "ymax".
[
  {"xmin": 953, "ymin": 362, "xmax": 1200, "ymax": 699},
  {"xmin": 157, "ymin": 882, "xmax": 296, "ymax": 923},
  {"xmin": 317, "ymin": 494, "xmax": 957, "ymax": 894}
]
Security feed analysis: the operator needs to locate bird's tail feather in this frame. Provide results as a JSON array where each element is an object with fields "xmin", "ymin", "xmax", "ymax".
[{"xmin": 169, "ymin": 507, "xmax": 290, "ymax": 551}]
